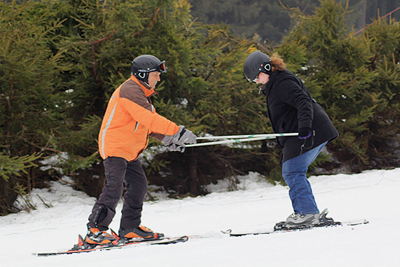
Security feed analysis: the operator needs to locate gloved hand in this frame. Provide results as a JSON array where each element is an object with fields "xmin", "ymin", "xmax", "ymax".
[
  {"xmin": 174, "ymin": 126, "xmax": 196, "ymax": 144},
  {"xmin": 161, "ymin": 126, "xmax": 197, "ymax": 146},
  {"xmin": 166, "ymin": 143, "xmax": 185, "ymax": 153},
  {"xmin": 298, "ymin": 127, "xmax": 312, "ymax": 139}
]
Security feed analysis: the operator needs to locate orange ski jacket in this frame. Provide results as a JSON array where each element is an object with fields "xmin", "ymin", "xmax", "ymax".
[{"xmin": 98, "ymin": 75, "xmax": 180, "ymax": 161}]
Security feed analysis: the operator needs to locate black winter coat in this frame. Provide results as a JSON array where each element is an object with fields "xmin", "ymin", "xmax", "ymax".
[{"xmin": 262, "ymin": 69, "xmax": 338, "ymax": 162}]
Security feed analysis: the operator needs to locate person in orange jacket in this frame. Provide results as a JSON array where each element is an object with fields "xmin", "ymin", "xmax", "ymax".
[{"xmin": 84, "ymin": 55, "xmax": 196, "ymax": 245}]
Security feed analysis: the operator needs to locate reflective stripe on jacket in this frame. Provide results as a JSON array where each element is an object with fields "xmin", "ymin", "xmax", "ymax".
[{"xmin": 98, "ymin": 75, "xmax": 180, "ymax": 161}]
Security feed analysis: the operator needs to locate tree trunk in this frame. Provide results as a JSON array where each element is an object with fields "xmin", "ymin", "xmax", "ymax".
[{"xmin": 188, "ymin": 150, "xmax": 198, "ymax": 195}]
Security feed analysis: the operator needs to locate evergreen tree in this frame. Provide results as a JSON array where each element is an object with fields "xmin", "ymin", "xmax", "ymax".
[{"xmin": 0, "ymin": 0, "xmax": 66, "ymax": 214}]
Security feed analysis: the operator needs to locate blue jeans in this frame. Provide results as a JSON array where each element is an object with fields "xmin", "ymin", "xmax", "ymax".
[{"xmin": 282, "ymin": 142, "xmax": 327, "ymax": 215}]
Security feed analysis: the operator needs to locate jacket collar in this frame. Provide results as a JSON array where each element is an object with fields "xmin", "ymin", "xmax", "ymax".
[{"xmin": 130, "ymin": 75, "xmax": 157, "ymax": 97}]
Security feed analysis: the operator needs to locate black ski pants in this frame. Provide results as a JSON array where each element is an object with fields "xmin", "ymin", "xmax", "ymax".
[{"xmin": 87, "ymin": 157, "xmax": 148, "ymax": 231}]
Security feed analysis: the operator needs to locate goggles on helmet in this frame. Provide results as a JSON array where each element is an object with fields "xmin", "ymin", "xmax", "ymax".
[{"xmin": 137, "ymin": 61, "xmax": 167, "ymax": 74}]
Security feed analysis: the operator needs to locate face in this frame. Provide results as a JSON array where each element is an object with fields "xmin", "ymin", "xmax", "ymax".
[
  {"xmin": 148, "ymin": 71, "xmax": 161, "ymax": 88},
  {"xmin": 254, "ymin": 72, "xmax": 269, "ymax": 84}
]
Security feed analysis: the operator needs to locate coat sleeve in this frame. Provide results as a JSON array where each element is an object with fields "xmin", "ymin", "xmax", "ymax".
[{"xmin": 120, "ymin": 97, "xmax": 180, "ymax": 136}]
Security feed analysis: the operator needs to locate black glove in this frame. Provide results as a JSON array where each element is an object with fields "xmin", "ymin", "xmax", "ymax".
[{"xmin": 298, "ymin": 127, "xmax": 312, "ymax": 139}]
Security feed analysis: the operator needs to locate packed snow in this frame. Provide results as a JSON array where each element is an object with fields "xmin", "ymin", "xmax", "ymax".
[{"xmin": 1, "ymin": 168, "xmax": 400, "ymax": 266}]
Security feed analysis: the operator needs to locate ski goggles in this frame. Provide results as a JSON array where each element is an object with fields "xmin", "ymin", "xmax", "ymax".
[
  {"xmin": 137, "ymin": 61, "xmax": 167, "ymax": 73},
  {"xmin": 158, "ymin": 62, "xmax": 167, "ymax": 73}
]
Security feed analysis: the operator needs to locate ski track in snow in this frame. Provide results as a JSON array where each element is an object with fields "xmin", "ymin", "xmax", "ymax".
[{"xmin": 1, "ymin": 169, "xmax": 400, "ymax": 266}]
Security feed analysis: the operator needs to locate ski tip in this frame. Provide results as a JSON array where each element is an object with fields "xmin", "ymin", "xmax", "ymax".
[
  {"xmin": 221, "ymin": 229, "xmax": 232, "ymax": 234},
  {"xmin": 173, "ymin": 235, "xmax": 189, "ymax": 243},
  {"xmin": 347, "ymin": 219, "xmax": 369, "ymax": 226}
]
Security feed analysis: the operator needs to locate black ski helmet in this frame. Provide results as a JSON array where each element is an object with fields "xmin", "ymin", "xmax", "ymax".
[
  {"xmin": 131, "ymin": 55, "xmax": 167, "ymax": 84},
  {"xmin": 243, "ymin": 51, "xmax": 272, "ymax": 82}
]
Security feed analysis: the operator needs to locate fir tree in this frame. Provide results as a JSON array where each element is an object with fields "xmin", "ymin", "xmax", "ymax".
[{"xmin": 0, "ymin": 0, "xmax": 65, "ymax": 214}]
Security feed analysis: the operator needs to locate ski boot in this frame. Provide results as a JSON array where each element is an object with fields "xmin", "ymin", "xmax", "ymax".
[
  {"xmin": 119, "ymin": 226, "xmax": 164, "ymax": 242},
  {"xmin": 274, "ymin": 208, "xmax": 340, "ymax": 231},
  {"xmin": 84, "ymin": 227, "xmax": 117, "ymax": 247}
]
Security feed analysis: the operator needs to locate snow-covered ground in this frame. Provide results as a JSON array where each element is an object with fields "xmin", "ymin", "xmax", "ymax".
[{"xmin": 1, "ymin": 169, "xmax": 400, "ymax": 267}]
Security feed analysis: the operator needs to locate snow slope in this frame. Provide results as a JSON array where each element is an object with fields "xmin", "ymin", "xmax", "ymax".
[{"xmin": 1, "ymin": 169, "xmax": 400, "ymax": 267}]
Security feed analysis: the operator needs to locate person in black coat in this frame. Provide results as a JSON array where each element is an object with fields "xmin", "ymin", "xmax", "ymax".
[{"xmin": 244, "ymin": 51, "xmax": 339, "ymax": 228}]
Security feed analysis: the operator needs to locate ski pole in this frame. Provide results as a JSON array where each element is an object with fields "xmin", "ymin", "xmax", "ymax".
[
  {"xmin": 195, "ymin": 132, "xmax": 298, "ymax": 140},
  {"xmin": 186, "ymin": 134, "xmax": 297, "ymax": 147}
]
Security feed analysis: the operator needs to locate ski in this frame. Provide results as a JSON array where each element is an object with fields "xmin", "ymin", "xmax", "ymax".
[
  {"xmin": 33, "ymin": 232, "xmax": 189, "ymax": 257},
  {"xmin": 223, "ymin": 219, "xmax": 369, "ymax": 237}
]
